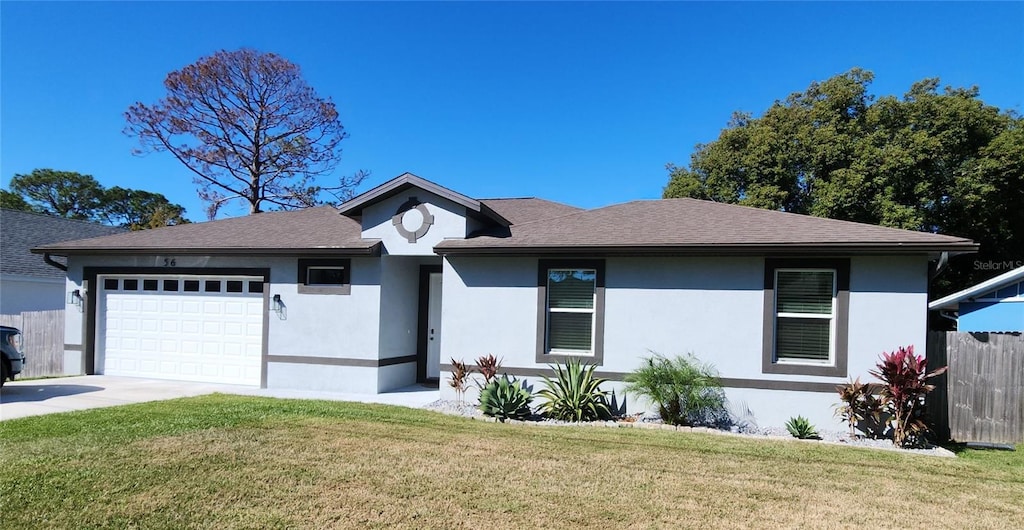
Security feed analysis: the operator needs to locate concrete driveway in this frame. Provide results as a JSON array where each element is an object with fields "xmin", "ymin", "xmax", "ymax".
[{"xmin": 0, "ymin": 375, "xmax": 440, "ymax": 421}]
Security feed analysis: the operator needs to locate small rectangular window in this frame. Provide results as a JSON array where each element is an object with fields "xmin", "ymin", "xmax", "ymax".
[
  {"xmin": 163, "ymin": 280, "xmax": 179, "ymax": 292},
  {"xmin": 184, "ymin": 280, "xmax": 200, "ymax": 292},
  {"xmin": 226, "ymin": 281, "xmax": 243, "ymax": 293},
  {"xmin": 204, "ymin": 280, "xmax": 221, "ymax": 292},
  {"xmin": 774, "ymin": 269, "xmax": 835, "ymax": 364},
  {"xmin": 104, "ymin": 279, "xmax": 119, "ymax": 290},
  {"xmin": 123, "ymin": 279, "xmax": 138, "ymax": 291},
  {"xmin": 248, "ymin": 281, "xmax": 264, "ymax": 293},
  {"xmin": 143, "ymin": 279, "xmax": 159, "ymax": 291},
  {"xmin": 536, "ymin": 260, "xmax": 605, "ymax": 365},
  {"xmin": 297, "ymin": 259, "xmax": 351, "ymax": 294}
]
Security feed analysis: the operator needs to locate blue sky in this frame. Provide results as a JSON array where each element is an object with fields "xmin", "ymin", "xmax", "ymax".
[{"xmin": 2, "ymin": 2, "xmax": 1022, "ymax": 220}]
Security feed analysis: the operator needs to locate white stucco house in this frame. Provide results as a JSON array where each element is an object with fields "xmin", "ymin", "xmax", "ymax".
[{"xmin": 34, "ymin": 173, "xmax": 978, "ymax": 428}]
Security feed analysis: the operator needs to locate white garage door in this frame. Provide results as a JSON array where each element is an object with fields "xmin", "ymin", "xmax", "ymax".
[{"xmin": 98, "ymin": 275, "xmax": 265, "ymax": 386}]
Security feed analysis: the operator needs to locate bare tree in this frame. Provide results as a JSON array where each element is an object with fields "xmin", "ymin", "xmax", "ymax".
[{"xmin": 125, "ymin": 48, "xmax": 366, "ymax": 218}]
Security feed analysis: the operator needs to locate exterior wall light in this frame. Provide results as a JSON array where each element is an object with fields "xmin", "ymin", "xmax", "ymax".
[
  {"xmin": 67, "ymin": 289, "xmax": 85, "ymax": 312},
  {"xmin": 271, "ymin": 294, "xmax": 286, "ymax": 319}
]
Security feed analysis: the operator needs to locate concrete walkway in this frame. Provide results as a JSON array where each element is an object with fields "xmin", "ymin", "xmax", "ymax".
[{"xmin": 0, "ymin": 375, "xmax": 440, "ymax": 421}]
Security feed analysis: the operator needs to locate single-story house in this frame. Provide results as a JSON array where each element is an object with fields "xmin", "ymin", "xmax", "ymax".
[
  {"xmin": 34, "ymin": 173, "xmax": 978, "ymax": 428},
  {"xmin": 1, "ymin": 208, "xmax": 125, "ymax": 315},
  {"xmin": 929, "ymin": 266, "xmax": 1024, "ymax": 332}
]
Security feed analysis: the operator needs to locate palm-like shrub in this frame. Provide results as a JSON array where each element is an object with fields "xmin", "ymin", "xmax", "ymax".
[
  {"xmin": 869, "ymin": 345, "xmax": 947, "ymax": 447},
  {"xmin": 537, "ymin": 359, "xmax": 612, "ymax": 422},
  {"xmin": 624, "ymin": 353, "xmax": 727, "ymax": 426},
  {"xmin": 478, "ymin": 375, "xmax": 533, "ymax": 422},
  {"xmin": 448, "ymin": 358, "xmax": 472, "ymax": 403},
  {"xmin": 785, "ymin": 416, "xmax": 820, "ymax": 439}
]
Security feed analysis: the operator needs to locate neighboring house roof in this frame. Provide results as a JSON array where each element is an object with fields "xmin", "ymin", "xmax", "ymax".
[
  {"xmin": 337, "ymin": 172, "xmax": 512, "ymax": 227},
  {"xmin": 1, "ymin": 209, "xmax": 126, "ymax": 279},
  {"xmin": 34, "ymin": 206, "xmax": 377, "ymax": 256},
  {"xmin": 929, "ymin": 266, "xmax": 1024, "ymax": 311},
  {"xmin": 435, "ymin": 198, "xmax": 978, "ymax": 256}
]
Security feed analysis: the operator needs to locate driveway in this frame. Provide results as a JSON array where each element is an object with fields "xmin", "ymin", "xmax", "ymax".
[{"xmin": 0, "ymin": 376, "xmax": 440, "ymax": 421}]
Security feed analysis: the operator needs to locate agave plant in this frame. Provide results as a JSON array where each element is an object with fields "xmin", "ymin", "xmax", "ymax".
[
  {"xmin": 869, "ymin": 345, "xmax": 947, "ymax": 447},
  {"xmin": 785, "ymin": 415, "xmax": 820, "ymax": 439},
  {"xmin": 478, "ymin": 375, "xmax": 533, "ymax": 422},
  {"xmin": 537, "ymin": 359, "xmax": 612, "ymax": 422}
]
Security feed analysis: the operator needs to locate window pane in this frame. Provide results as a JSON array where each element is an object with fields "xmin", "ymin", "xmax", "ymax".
[
  {"xmin": 226, "ymin": 281, "xmax": 243, "ymax": 293},
  {"xmin": 163, "ymin": 280, "xmax": 179, "ymax": 292},
  {"xmin": 549, "ymin": 312, "xmax": 593, "ymax": 352},
  {"xmin": 104, "ymin": 279, "xmax": 118, "ymax": 290},
  {"xmin": 548, "ymin": 269, "xmax": 595, "ymax": 309},
  {"xmin": 307, "ymin": 267, "xmax": 346, "ymax": 285},
  {"xmin": 776, "ymin": 317, "xmax": 830, "ymax": 361},
  {"xmin": 248, "ymin": 281, "xmax": 264, "ymax": 293},
  {"xmin": 123, "ymin": 279, "xmax": 138, "ymax": 291},
  {"xmin": 777, "ymin": 271, "xmax": 834, "ymax": 314},
  {"xmin": 205, "ymin": 280, "xmax": 221, "ymax": 292},
  {"xmin": 143, "ymin": 279, "xmax": 158, "ymax": 291},
  {"xmin": 183, "ymin": 280, "xmax": 200, "ymax": 292}
]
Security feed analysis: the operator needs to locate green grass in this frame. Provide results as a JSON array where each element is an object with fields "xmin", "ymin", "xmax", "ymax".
[{"xmin": 1, "ymin": 394, "xmax": 1021, "ymax": 529}]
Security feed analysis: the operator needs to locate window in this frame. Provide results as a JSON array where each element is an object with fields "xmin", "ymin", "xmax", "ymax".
[
  {"xmin": 763, "ymin": 259, "xmax": 849, "ymax": 377},
  {"xmin": 297, "ymin": 259, "xmax": 351, "ymax": 295},
  {"xmin": 143, "ymin": 279, "xmax": 159, "ymax": 291},
  {"xmin": 163, "ymin": 280, "xmax": 179, "ymax": 292},
  {"xmin": 536, "ymin": 260, "xmax": 605, "ymax": 363},
  {"xmin": 104, "ymin": 278, "xmax": 119, "ymax": 290}
]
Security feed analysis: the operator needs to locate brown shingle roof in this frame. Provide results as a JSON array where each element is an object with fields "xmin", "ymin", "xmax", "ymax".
[
  {"xmin": 34, "ymin": 206, "xmax": 377, "ymax": 256},
  {"xmin": 478, "ymin": 198, "xmax": 582, "ymax": 226},
  {"xmin": 435, "ymin": 198, "xmax": 978, "ymax": 255}
]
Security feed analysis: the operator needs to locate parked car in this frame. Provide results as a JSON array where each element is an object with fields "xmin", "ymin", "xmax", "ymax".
[{"xmin": 1, "ymin": 326, "xmax": 26, "ymax": 387}]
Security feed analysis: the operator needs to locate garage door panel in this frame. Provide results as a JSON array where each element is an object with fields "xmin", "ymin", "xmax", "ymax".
[{"xmin": 99, "ymin": 275, "xmax": 264, "ymax": 386}]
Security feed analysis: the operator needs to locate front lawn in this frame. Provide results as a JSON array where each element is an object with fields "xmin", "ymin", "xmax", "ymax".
[{"xmin": 1, "ymin": 395, "xmax": 1020, "ymax": 528}]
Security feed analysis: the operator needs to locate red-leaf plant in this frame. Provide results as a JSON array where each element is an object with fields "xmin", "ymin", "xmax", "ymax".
[
  {"xmin": 868, "ymin": 345, "xmax": 948, "ymax": 447},
  {"xmin": 475, "ymin": 354, "xmax": 503, "ymax": 387}
]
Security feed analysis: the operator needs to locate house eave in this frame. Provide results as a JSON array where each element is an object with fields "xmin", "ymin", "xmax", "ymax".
[
  {"xmin": 434, "ymin": 242, "xmax": 980, "ymax": 258},
  {"xmin": 31, "ymin": 242, "xmax": 384, "ymax": 258}
]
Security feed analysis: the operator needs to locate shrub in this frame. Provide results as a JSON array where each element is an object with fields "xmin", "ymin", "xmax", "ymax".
[
  {"xmin": 537, "ymin": 359, "xmax": 612, "ymax": 422},
  {"xmin": 624, "ymin": 353, "xmax": 728, "ymax": 426},
  {"xmin": 475, "ymin": 354, "xmax": 502, "ymax": 387},
  {"xmin": 869, "ymin": 345, "xmax": 947, "ymax": 448},
  {"xmin": 834, "ymin": 377, "xmax": 887, "ymax": 439},
  {"xmin": 478, "ymin": 375, "xmax": 533, "ymax": 422},
  {"xmin": 785, "ymin": 416, "xmax": 820, "ymax": 439},
  {"xmin": 448, "ymin": 358, "xmax": 471, "ymax": 402}
]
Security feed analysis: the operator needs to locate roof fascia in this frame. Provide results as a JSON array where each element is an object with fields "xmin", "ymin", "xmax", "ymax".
[
  {"xmin": 434, "ymin": 242, "xmax": 980, "ymax": 257},
  {"xmin": 31, "ymin": 242, "xmax": 383, "ymax": 258}
]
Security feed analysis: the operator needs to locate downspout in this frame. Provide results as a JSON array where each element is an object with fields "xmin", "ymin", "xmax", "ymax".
[
  {"xmin": 929, "ymin": 251, "xmax": 950, "ymax": 281},
  {"xmin": 43, "ymin": 253, "xmax": 68, "ymax": 272},
  {"xmin": 938, "ymin": 310, "xmax": 959, "ymax": 329}
]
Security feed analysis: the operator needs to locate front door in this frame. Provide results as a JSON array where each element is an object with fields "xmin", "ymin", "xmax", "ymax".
[{"xmin": 426, "ymin": 272, "xmax": 442, "ymax": 380}]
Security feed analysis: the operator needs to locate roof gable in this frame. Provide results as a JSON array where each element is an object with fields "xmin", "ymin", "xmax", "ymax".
[{"xmin": 337, "ymin": 173, "xmax": 511, "ymax": 227}]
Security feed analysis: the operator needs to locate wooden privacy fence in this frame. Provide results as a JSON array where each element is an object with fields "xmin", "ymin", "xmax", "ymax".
[
  {"xmin": 0, "ymin": 310, "xmax": 65, "ymax": 378},
  {"xmin": 927, "ymin": 331, "xmax": 1024, "ymax": 445}
]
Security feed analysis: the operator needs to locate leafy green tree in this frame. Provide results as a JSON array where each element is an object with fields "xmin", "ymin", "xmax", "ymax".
[
  {"xmin": 0, "ymin": 190, "xmax": 32, "ymax": 211},
  {"xmin": 125, "ymin": 48, "xmax": 367, "ymax": 218},
  {"xmin": 101, "ymin": 187, "xmax": 189, "ymax": 230},
  {"xmin": 5, "ymin": 169, "xmax": 189, "ymax": 229},
  {"xmin": 664, "ymin": 68, "xmax": 1024, "ymax": 297},
  {"xmin": 8, "ymin": 169, "xmax": 105, "ymax": 219}
]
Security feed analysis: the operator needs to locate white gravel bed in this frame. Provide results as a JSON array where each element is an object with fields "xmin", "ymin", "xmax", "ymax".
[{"xmin": 423, "ymin": 400, "xmax": 955, "ymax": 458}]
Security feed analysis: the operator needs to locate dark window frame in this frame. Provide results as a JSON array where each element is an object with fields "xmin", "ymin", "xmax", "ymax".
[
  {"xmin": 536, "ymin": 259, "xmax": 605, "ymax": 365},
  {"xmin": 297, "ymin": 258, "xmax": 352, "ymax": 295},
  {"xmin": 762, "ymin": 258, "xmax": 850, "ymax": 377}
]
